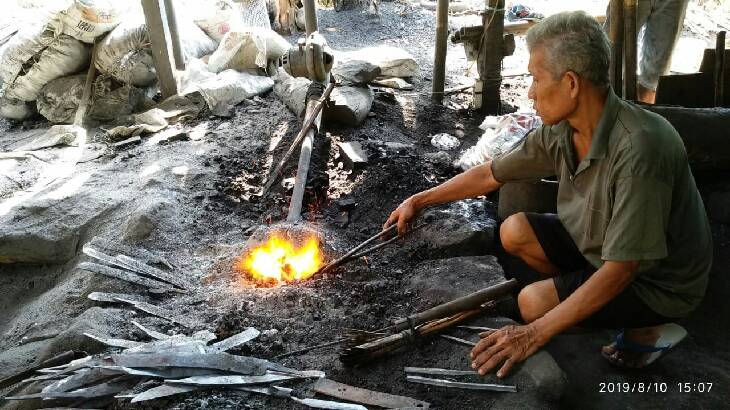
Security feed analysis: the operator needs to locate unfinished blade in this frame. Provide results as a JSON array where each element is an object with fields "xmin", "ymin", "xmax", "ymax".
[
  {"xmin": 79, "ymin": 262, "xmax": 173, "ymax": 291},
  {"xmin": 457, "ymin": 326, "xmax": 497, "ymax": 332},
  {"xmin": 291, "ymin": 397, "xmax": 368, "ymax": 410},
  {"xmin": 115, "ymin": 254, "xmax": 190, "ymax": 290},
  {"xmin": 167, "ymin": 373, "xmax": 297, "ymax": 386},
  {"xmin": 312, "ymin": 378, "xmax": 430, "ymax": 409},
  {"xmin": 208, "ymin": 327, "xmax": 260, "ymax": 353},
  {"xmin": 404, "ymin": 367, "xmax": 477, "ymax": 376},
  {"xmin": 88, "ymin": 292, "xmax": 145, "ymax": 303},
  {"xmin": 84, "ymin": 333, "xmax": 142, "ymax": 349},
  {"xmin": 111, "ymin": 352, "xmax": 269, "ymax": 375},
  {"xmin": 41, "ymin": 367, "xmax": 121, "ymax": 393},
  {"xmin": 0, "ymin": 350, "xmax": 78, "ymax": 390},
  {"xmin": 89, "ymin": 236, "xmax": 176, "ymax": 269},
  {"xmin": 131, "ymin": 320, "xmax": 170, "ymax": 340},
  {"xmin": 5, "ymin": 377, "xmax": 135, "ymax": 400},
  {"xmin": 117, "ymin": 366, "xmax": 229, "ymax": 379},
  {"xmin": 122, "ymin": 338, "xmax": 208, "ymax": 355},
  {"xmin": 113, "ymin": 297, "xmax": 196, "ymax": 328},
  {"xmin": 130, "ymin": 384, "xmax": 200, "ymax": 403},
  {"xmin": 406, "ymin": 375, "xmax": 517, "ymax": 392}
]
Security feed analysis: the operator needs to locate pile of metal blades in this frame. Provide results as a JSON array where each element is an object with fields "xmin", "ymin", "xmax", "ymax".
[{"xmin": 2, "ymin": 325, "xmax": 428, "ymax": 409}]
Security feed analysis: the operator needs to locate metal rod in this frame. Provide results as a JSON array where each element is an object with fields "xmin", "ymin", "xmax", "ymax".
[
  {"xmin": 406, "ymin": 375, "xmax": 517, "ymax": 393},
  {"xmin": 347, "ymin": 222, "xmax": 430, "ymax": 260},
  {"xmin": 302, "ymin": 0, "xmax": 318, "ymax": 35},
  {"xmin": 391, "ymin": 279, "xmax": 519, "ymax": 332},
  {"xmin": 715, "ymin": 31, "xmax": 726, "ymax": 107},
  {"xmin": 432, "ymin": 0, "xmax": 449, "ymax": 102},
  {"xmin": 623, "ymin": 0, "xmax": 637, "ymax": 100},
  {"xmin": 261, "ymin": 81, "xmax": 335, "ymax": 195},
  {"xmin": 609, "ymin": 0, "xmax": 624, "ymax": 96},
  {"xmin": 318, "ymin": 225, "xmax": 397, "ymax": 274},
  {"xmin": 441, "ymin": 335, "xmax": 476, "ymax": 347},
  {"xmin": 286, "ymin": 97, "xmax": 320, "ymax": 222},
  {"xmin": 163, "ymin": 0, "xmax": 185, "ymax": 70}
]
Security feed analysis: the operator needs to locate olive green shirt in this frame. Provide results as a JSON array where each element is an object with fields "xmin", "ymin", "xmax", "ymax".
[{"xmin": 491, "ymin": 90, "xmax": 712, "ymax": 318}]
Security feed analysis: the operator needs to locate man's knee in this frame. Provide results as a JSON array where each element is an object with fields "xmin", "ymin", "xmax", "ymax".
[
  {"xmin": 500, "ymin": 212, "xmax": 530, "ymax": 255},
  {"xmin": 517, "ymin": 281, "xmax": 557, "ymax": 323}
]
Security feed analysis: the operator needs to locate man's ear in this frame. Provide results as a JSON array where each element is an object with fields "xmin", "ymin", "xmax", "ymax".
[{"xmin": 564, "ymin": 70, "xmax": 580, "ymax": 99}]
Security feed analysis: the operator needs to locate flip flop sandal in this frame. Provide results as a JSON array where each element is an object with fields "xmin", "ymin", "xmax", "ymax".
[{"xmin": 601, "ymin": 323, "xmax": 688, "ymax": 368}]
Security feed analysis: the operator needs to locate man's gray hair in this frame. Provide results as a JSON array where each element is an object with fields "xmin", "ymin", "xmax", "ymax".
[{"xmin": 526, "ymin": 11, "xmax": 611, "ymax": 88}]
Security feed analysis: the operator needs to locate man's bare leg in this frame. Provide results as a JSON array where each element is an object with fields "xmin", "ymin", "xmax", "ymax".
[{"xmin": 500, "ymin": 212, "xmax": 559, "ymax": 276}]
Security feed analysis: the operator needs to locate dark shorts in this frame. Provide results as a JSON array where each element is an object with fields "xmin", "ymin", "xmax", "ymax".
[{"xmin": 524, "ymin": 213, "xmax": 675, "ymax": 329}]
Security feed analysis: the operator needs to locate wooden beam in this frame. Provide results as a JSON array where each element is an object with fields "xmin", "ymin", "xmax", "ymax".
[
  {"xmin": 162, "ymin": 0, "xmax": 185, "ymax": 70},
  {"xmin": 141, "ymin": 0, "xmax": 178, "ymax": 98},
  {"xmin": 478, "ymin": 0, "xmax": 505, "ymax": 114},
  {"xmin": 715, "ymin": 31, "xmax": 726, "ymax": 107},
  {"xmin": 609, "ymin": 0, "xmax": 624, "ymax": 96},
  {"xmin": 623, "ymin": 0, "xmax": 637, "ymax": 100}
]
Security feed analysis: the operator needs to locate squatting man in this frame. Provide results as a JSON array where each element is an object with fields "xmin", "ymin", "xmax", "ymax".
[{"xmin": 384, "ymin": 11, "xmax": 711, "ymax": 377}]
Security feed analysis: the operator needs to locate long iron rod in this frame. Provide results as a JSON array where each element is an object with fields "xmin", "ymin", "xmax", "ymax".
[
  {"xmin": 287, "ymin": 97, "xmax": 321, "ymax": 222},
  {"xmin": 302, "ymin": 0, "xmax": 318, "ymax": 35}
]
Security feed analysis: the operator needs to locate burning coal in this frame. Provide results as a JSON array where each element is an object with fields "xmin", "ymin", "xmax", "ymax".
[{"xmin": 236, "ymin": 234, "xmax": 324, "ymax": 285}]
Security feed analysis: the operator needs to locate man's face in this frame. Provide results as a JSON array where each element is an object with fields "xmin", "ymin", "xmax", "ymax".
[{"xmin": 527, "ymin": 46, "xmax": 577, "ymax": 125}]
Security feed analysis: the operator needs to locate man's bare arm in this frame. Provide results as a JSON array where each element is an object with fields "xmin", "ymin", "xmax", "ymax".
[
  {"xmin": 471, "ymin": 260, "xmax": 639, "ymax": 377},
  {"xmin": 384, "ymin": 162, "xmax": 503, "ymax": 235}
]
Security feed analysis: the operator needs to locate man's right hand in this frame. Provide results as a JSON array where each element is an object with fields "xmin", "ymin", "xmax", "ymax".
[{"xmin": 384, "ymin": 195, "xmax": 421, "ymax": 237}]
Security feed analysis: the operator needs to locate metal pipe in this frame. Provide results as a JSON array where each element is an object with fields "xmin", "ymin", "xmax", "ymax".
[
  {"xmin": 302, "ymin": 0, "xmax": 318, "ymax": 35},
  {"xmin": 623, "ymin": 0, "xmax": 637, "ymax": 100},
  {"xmin": 287, "ymin": 98, "xmax": 322, "ymax": 222},
  {"xmin": 715, "ymin": 31, "xmax": 726, "ymax": 107},
  {"xmin": 432, "ymin": 0, "xmax": 449, "ymax": 102},
  {"xmin": 609, "ymin": 0, "xmax": 624, "ymax": 96},
  {"xmin": 163, "ymin": 0, "xmax": 185, "ymax": 70}
]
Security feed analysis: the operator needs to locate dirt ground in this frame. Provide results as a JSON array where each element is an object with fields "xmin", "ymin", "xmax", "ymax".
[{"xmin": 1, "ymin": 0, "xmax": 730, "ymax": 409}]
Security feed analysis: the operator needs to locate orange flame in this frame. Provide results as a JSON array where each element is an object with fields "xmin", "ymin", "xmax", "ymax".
[{"xmin": 237, "ymin": 235, "xmax": 323, "ymax": 284}]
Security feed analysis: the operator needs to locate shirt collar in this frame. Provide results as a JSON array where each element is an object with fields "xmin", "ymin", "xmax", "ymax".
[{"xmin": 585, "ymin": 88, "xmax": 621, "ymax": 160}]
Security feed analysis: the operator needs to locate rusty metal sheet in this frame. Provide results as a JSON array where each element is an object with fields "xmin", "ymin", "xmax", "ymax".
[
  {"xmin": 167, "ymin": 373, "xmax": 297, "ymax": 386},
  {"xmin": 111, "ymin": 352, "xmax": 269, "ymax": 375},
  {"xmin": 405, "ymin": 375, "xmax": 517, "ymax": 393},
  {"xmin": 208, "ymin": 327, "xmax": 260, "ymax": 353},
  {"xmin": 130, "ymin": 383, "xmax": 200, "ymax": 403},
  {"xmin": 79, "ymin": 262, "xmax": 173, "ymax": 291},
  {"xmin": 84, "ymin": 333, "xmax": 142, "ymax": 349},
  {"xmin": 130, "ymin": 320, "xmax": 169, "ymax": 340},
  {"xmin": 312, "ymin": 378, "xmax": 430, "ymax": 409},
  {"xmin": 113, "ymin": 297, "xmax": 196, "ymax": 328},
  {"xmin": 404, "ymin": 367, "xmax": 476, "ymax": 377}
]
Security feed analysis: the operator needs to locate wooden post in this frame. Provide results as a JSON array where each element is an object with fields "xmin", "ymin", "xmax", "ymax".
[
  {"xmin": 478, "ymin": 0, "xmax": 505, "ymax": 114},
  {"xmin": 163, "ymin": 0, "xmax": 185, "ymax": 70},
  {"xmin": 609, "ymin": 0, "xmax": 624, "ymax": 96},
  {"xmin": 623, "ymin": 0, "xmax": 637, "ymax": 100},
  {"xmin": 714, "ymin": 31, "xmax": 726, "ymax": 107},
  {"xmin": 141, "ymin": 0, "xmax": 178, "ymax": 98},
  {"xmin": 432, "ymin": 0, "xmax": 448, "ymax": 102}
]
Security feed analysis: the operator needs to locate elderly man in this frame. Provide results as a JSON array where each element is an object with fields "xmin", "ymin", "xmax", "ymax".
[{"xmin": 384, "ymin": 11, "xmax": 711, "ymax": 377}]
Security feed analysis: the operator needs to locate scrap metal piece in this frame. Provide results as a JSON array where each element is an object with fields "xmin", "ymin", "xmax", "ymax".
[
  {"xmin": 83, "ymin": 244, "xmax": 188, "ymax": 290},
  {"xmin": 406, "ymin": 375, "xmax": 517, "ymax": 392},
  {"xmin": 441, "ymin": 335, "xmax": 477, "ymax": 347},
  {"xmin": 130, "ymin": 384, "xmax": 200, "ymax": 403},
  {"xmin": 167, "ymin": 373, "xmax": 298, "ymax": 386},
  {"xmin": 88, "ymin": 292, "xmax": 145, "ymax": 303},
  {"xmin": 404, "ymin": 367, "xmax": 477, "ymax": 377},
  {"xmin": 117, "ymin": 366, "xmax": 228, "ymax": 379},
  {"xmin": 131, "ymin": 320, "xmax": 170, "ymax": 340},
  {"xmin": 0, "ymin": 350, "xmax": 78, "ymax": 390},
  {"xmin": 208, "ymin": 327, "xmax": 260, "ymax": 353},
  {"xmin": 5, "ymin": 377, "xmax": 136, "ymax": 400},
  {"xmin": 291, "ymin": 397, "xmax": 368, "ymax": 410},
  {"xmin": 89, "ymin": 236, "xmax": 176, "ymax": 269},
  {"xmin": 111, "ymin": 352, "xmax": 269, "ymax": 375},
  {"xmin": 312, "ymin": 378, "xmax": 430, "ymax": 409},
  {"xmin": 268, "ymin": 369, "xmax": 325, "ymax": 379},
  {"xmin": 79, "ymin": 262, "xmax": 174, "ymax": 291},
  {"xmin": 42, "ymin": 367, "xmax": 122, "ymax": 394},
  {"xmin": 84, "ymin": 333, "xmax": 142, "ymax": 349},
  {"xmin": 123, "ymin": 338, "xmax": 208, "ymax": 355},
  {"xmin": 113, "ymin": 297, "xmax": 196, "ymax": 328},
  {"xmin": 457, "ymin": 326, "xmax": 496, "ymax": 332}
]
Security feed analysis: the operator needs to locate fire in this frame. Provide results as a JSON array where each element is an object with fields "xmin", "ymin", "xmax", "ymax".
[{"xmin": 237, "ymin": 235, "xmax": 323, "ymax": 284}]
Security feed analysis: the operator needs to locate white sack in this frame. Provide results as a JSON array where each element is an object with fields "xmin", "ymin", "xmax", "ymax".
[
  {"xmin": 51, "ymin": 0, "xmax": 127, "ymax": 43},
  {"xmin": 207, "ymin": 29, "xmax": 289, "ymax": 73},
  {"xmin": 179, "ymin": 59, "xmax": 274, "ymax": 110},
  {"xmin": 340, "ymin": 46, "xmax": 420, "ymax": 78}
]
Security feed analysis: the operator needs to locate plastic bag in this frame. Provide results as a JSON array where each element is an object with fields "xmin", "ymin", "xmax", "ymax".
[{"xmin": 456, "ymin": 113, "xmax": 542, "ymax": 170}]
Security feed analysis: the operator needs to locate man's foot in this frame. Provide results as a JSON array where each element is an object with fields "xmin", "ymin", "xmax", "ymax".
[{"xmin": 601, "ymin": 323, "xmax": 687, "ymax": 368}]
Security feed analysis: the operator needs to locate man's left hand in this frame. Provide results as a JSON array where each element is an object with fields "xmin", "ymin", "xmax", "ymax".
[{"xmin": 470, "ymin": 324, "xmax": 545, "ymax": 378}]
